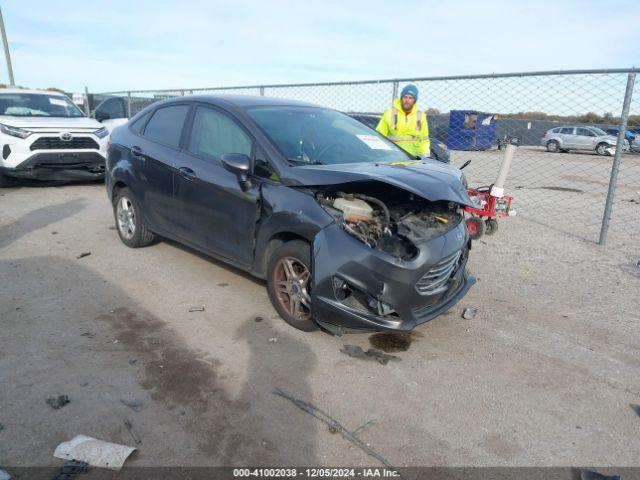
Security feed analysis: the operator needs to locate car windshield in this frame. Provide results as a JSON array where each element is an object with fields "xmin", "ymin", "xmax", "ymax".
[
  {"xmin": 0, "ymin": 93, "xmax": 85, "ymax": 117},
  {"xmin": 247, "ymin": 106, "xmax": 411, "ymax": 165},
  {"xmin": 590, "ymin": 127, "xmax": 607, "ymax": 136}
]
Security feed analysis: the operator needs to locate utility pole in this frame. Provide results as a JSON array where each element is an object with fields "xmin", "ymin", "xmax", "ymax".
[{"xmin": 0, "ymin": 6, "xmax": 15, "ymax": 86}]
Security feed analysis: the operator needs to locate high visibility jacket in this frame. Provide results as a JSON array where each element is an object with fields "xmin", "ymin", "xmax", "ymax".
[{"xmin": 376, "ymin": 98, "xmax": 430, "ymax": 156}]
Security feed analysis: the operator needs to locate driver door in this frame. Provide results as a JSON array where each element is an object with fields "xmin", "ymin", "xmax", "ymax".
[{"xmin": 172, "ymin": 105, "xmax": 260, "ymax": 267}]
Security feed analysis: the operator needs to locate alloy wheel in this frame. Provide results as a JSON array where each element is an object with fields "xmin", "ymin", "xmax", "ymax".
[
  {"xmin": 116, "ymin": 196, "xmax": 136, "ymax": 240},
  {"xmin": 273, "ymin": 256, "xmax": 311, "ymax": 320}
]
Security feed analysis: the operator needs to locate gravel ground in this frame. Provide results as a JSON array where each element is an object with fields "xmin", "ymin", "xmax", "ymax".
[{"xmin": 0, "ymin": 161, "xmax": 638, "ymax": 471}]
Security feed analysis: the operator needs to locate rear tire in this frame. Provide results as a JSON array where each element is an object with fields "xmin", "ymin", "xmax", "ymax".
[
  {"xmin": 267, "ymin": 240, "xmax": 318, "ymax": 332},
  {"xmin": 465, "ymin": 216, "xmax": 486, "ymax": 240},
  {"xmin": 546, "ymin": 140, "xmax": 560, "ymax": 153},
  {"xmin": 113, "ymin": 187, "xmax": 155, "ymax": 248}
]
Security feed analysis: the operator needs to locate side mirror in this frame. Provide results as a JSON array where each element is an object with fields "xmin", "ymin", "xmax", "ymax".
[
  {"xmin": 95, "ymin": 111, "xmax": 110, "ymax": 122},
  {"xmin": 221, "ymin": 153, "xmax": 252, "ymax": 191}
]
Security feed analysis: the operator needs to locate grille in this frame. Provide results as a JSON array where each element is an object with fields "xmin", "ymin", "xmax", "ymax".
[
  {"xmin": 415, "ymin": 250, "xmax": 463, "ymax": 295},
  {"xmin": 30, "ymin": 137, "xmax": 99, "ymax": 151}
]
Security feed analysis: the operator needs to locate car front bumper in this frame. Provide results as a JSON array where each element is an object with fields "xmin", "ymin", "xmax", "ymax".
[
  {"xmin": 1, "ymin": 151, "xmax": 106, "ymax": 182},
  {"xmin": 311, "ymin": 220, "xmax": 475, "ymax": 333}
]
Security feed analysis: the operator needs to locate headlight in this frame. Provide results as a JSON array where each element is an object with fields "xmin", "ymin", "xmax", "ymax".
[
  {"xmin": 0, "ymin": 123, "xmax": 31, "ymax": 139},
  {"xmin": 94, "ymin": 127, "xmax": 109, "ymax": 139}
]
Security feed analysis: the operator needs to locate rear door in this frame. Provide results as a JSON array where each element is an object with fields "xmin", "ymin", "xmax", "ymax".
[
  {"xmin": 134, "ymin": 103, "xmax": 191, "ymax": 234},
  {"xmin": 559, "ymin": 127, "xmax": 576, "ymax": 148},
  {"xmin": 173, "ymin": 104, "xmax": 260, "ymax": 266}
]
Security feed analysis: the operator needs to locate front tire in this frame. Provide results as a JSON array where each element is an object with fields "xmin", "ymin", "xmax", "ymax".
[
  {"xmin": 266, "ymin": 240, "xmax": 317, "ymax": 332},
  {"xmin": 546, "ymin": 140, "xmax": 560, "ymax": 153},
  {"xmin": 596, "ymin": 142, "xmax": 610, "ymax": 156},
  {"xmin": 113, "ymin": 187, "xmax": 155, "ymax": 248}
]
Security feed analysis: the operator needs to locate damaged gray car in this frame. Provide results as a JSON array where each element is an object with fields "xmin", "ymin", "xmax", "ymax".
[{"xmin": 106, "ymin": 95, "xmax": 475, "ymax": 333}]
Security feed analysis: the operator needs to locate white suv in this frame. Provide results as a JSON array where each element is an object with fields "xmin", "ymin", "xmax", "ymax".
[{"xmin": 0, "ymin": 89, "xmax": 109, "ymax": 187}]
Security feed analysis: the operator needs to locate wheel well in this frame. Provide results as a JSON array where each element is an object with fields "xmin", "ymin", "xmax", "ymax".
[
  {"xmin": 111, "ymin": 181, "xmax": 127, "ymax": 205},
  {"xmin": 261, "ymin": 232, "xmax": 310, "ymax": 275}
]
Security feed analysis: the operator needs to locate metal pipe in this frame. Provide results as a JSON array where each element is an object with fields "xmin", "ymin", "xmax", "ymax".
[
  {"xmin": 0, "ymin": 6, "xmax": 14, "ymax": 86},
  {"xmin": 598, "ymin": 72, "xmax": 636, "ymax": 245},
  {"xmin": 490, "ymin": 141, "xmax": 517, "ymax": 198}
]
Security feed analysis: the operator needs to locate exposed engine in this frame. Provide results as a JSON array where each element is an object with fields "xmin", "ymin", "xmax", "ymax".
[{"xmin": 317, "ymin": 183, "xmax": 463, "ymax": 260}]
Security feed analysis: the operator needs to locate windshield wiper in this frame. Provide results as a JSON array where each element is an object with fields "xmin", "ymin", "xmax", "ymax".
[{"xmin": 288, "ymin": 159, "xmax": 323, "ymax": 166}]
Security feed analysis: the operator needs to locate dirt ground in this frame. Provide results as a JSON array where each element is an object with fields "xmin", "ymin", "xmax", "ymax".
[{"xmin": 0, "ymin": 150, "xmax": 639, "ymax": 471}]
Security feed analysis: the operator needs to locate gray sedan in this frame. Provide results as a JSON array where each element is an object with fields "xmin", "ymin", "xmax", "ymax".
[{"xmin": 541, "ymin": 126, "xmax": 629, "ymax": 155}]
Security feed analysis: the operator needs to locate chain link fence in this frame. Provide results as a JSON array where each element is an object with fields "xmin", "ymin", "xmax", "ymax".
[{"xmin": 89, "ymin": 68, "xmax": 639, "ymax": 245}]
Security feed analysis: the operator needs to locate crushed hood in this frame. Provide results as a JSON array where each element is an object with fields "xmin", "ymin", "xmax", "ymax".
[{"xmin": 283, "ymin": 159, "xmax": 473, "ymax": 207}]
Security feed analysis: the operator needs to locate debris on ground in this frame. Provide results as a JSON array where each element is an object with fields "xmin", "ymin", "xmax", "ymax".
[
  {"xmin": 576, "ymin": 469, "xmax": 620, "ymax": 480},
  {"xmin": 462, "ymin": 307, "xmax": 478, "ymax": 320},
  {"xmin": 120, "ymin": 399, "xmax": 143, "ymax": 412},
  {"xmin": 274, "ymin": 388, "xmax": 394, "ymax": 468},
  {"xmin": 340, "ymin": 345, "xmax": 400, "ymax": 365},
  {"xmin": 369, "ymin": 332, "xmax": 420, "ymax": 352},
  {"xmin": 80, "ymin": 332, "xmax": 95, "ymax": 338},
  {"xmin": 636, "ymin": 259, "xmax": 640, "ymax": 269},
  {"xmin": 46, "ymin": 395, "xmax": 70, "ymax": 410},
  {"xmin": 52, "ymin": 459, "xmax": 90, "ymax": 480},
  {"xmin": 53, "ymin": 435, "xmax": 137, "ymax": 471},
  {"xmin": 188, "ymin": 305, "xmax": 205, "ymax": 312},
  {"xmin": 217, "ymin": 282, "xmax": 229, "ymax": 287},
  {"xmin": 0, "ymin": 423, "xmax": 4, "ymax": 432},
  {"xmin": 76, "ymin": 252, "xmax": 91, "ymax": 260},
  {"xmin": 51, "ymin": 231, "xmax": 59, "ymax": 235},
  {"xmin": 268, "ymin": 337, "xmax": 278, "ymax": 343},
  {"xmin": 124, "ymin": 420, "xmax": 142, "ymax": 445},
  {"xmin": 128, "ymin": 358, "xmax": 137, "ymax": 365},
  {"xmin": 254, "ymin": 316, "xmax": 263, "ymax": 322},
  {"xmin": 631, "ymin": 404, "xmax": 640, "ymax": 417},
  {"xmin": 0, "ymin": 468, "xmax": 12, "ymax": 480}
]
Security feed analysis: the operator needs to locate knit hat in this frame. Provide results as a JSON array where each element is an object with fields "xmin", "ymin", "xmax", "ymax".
[{"xmin": 400, "ymin": 84, "xmax": 418, "ymax": 102}]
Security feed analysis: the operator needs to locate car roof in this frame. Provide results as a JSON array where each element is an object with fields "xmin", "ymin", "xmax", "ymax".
[
  {"xmin": 0, "ymin": 88, "xmax": 67, "ymax": 96},
  {"xmin": 159, "ymin": 94, "xmax": 321, "ymax": 110}
]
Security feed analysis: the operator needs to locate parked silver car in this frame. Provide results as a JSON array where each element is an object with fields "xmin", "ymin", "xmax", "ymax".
[{"xmin": 541, "ymin": 126, "xmax": 629, "ymax": 155}]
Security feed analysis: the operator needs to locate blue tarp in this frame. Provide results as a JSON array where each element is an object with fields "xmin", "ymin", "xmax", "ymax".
[{"xmin": 446, "ymin": 110, "xmax": 496, "ymax": 150}]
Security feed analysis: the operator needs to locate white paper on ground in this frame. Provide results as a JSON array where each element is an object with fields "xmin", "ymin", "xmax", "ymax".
[
  {"xmin": 54, "ymin": 435, "xmax": 137, "ymax": 471},
  {"xmin": 356, "ymin": 134, "xmax": 393, "ymax": 150}
]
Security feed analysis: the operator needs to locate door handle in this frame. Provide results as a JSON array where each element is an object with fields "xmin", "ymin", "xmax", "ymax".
[
  {"xmin": 131, "ymin": 146, "xmax": 142, "ymax": 157},
  {"xmin": 178, "ymin": 166, "xmax": 197, "ymax": 179}
]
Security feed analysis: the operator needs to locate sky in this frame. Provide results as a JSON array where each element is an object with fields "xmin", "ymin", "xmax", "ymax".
[{"xmin": 1, "ymin": 0, "xmax": 639, "ymax": 95}]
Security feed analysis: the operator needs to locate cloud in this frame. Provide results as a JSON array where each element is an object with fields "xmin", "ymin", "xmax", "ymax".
[{"xmin": 0, "ymin": 0, "xmax": 637, "ymax": 92}]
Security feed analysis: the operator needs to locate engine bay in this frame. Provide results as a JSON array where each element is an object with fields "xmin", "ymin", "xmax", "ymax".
[{"xmin": 316, "ymin": 182, "xmax": 464, "ymax": 260}]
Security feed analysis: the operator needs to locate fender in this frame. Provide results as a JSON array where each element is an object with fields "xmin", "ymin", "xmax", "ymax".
[{"xmin": 251, "ymin": 182, "xmax": 333, "ymax": 277}]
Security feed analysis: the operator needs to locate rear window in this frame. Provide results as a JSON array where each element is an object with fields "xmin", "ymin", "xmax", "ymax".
[{"xmin": 143, "ymin": 105, "xmax": 190, "ymax": 147}]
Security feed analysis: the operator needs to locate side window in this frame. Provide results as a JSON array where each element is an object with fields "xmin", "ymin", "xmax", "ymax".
[
  {"xmin": 577, "ymin": 128, "xmax": 594, "ymax": 137},
  {"xmin": 560, "ymin": 127, "xmax": 574, "ymax": 135},
  {"xmin": 143, "ymin": 105, "xmax": 190, "ymax": 147},
  {"xmin": 96, "ymin": 98, "xmax": 126, "ymax": 119},
  {"xmin": 129, "ymin": 111, "xmax": 152, "ymax": 134},
  {"xmin": 187, "ymin": 106, "xmax": 252, "ymax": 160}
]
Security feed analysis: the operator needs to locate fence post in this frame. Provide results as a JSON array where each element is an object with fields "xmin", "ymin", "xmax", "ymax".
[
  {"xmin": 126, "ymin": 91, "xmax": 132, "ymax": 118},
  {"xmin": 391, "ymin": 81, "xmax": 399, "ymax": 104},
  {"xmin": 84, "ymin": 86, "xmax": 91, "ymax": 116},
  {"xmin": 598, "ymin": 72, "xmax": 636, "ymax": 245}
]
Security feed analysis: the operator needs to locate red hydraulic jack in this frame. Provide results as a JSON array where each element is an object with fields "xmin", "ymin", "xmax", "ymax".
[{"xmin": 462, "ymin": 137, "xmax": 518, "ymax": 240}]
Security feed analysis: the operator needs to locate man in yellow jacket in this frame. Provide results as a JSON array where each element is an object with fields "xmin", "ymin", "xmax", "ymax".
[{"xmin": 376, "ymin": 84, "xmax": 430, "ymax": 157}]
